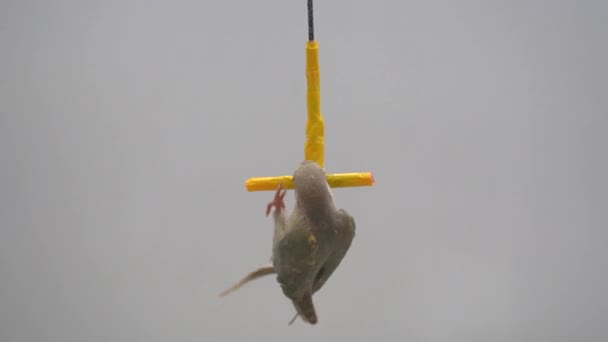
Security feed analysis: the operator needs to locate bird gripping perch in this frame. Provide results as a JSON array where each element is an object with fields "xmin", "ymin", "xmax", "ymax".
[{"xmin": 245, "ymin": 32, "xmax": 374, "ymax": 191}]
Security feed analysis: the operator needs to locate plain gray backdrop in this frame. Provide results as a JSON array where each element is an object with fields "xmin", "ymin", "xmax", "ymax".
[{"xmin": 1, "ymin": 1, "xmax": 607, "ymax": 341}]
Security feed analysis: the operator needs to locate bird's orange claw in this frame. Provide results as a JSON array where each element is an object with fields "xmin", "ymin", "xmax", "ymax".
[{"xmin": 265, "ymin": 184, "xmax": 287, "ymax": 216}]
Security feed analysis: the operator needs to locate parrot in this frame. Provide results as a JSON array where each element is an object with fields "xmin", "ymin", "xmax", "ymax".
[{"xmin": 218, "ymin": 160, "xmax": 356, "ymax": 325}]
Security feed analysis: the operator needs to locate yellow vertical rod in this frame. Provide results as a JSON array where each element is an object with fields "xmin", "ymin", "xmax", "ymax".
[{"xmin": 304, "ymin": 41, "xmax": 324, "ymax": 168}]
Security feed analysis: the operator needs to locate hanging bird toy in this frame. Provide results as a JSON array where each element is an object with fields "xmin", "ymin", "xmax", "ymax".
[{"xmin": 219, "ymin": 0, "xmax": 375, "ymax": 325}]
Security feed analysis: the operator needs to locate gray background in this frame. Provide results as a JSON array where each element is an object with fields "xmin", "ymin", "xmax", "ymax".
[{"xmin": 1, "ymin": 1, "xmax": 607, "ymax": 341}]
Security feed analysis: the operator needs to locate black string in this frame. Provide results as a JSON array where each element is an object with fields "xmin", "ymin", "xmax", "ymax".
[{"xmin": 307, "ymin": 0, "xmax": 314, "ymax": 41}]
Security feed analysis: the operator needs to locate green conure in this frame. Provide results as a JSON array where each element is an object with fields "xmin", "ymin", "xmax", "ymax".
[{"xmin": 219, "ymin": 160, "xmax": 356, "ymax": 325}]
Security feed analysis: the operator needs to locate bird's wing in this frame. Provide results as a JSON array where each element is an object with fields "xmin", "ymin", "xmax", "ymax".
[
  {"xmin": 288, "ymin": 209, "xmax": 355, "ymax": 325},
  {"xmin": 312, "ymin": 209, "xmax": 356, "ymax": 294}
]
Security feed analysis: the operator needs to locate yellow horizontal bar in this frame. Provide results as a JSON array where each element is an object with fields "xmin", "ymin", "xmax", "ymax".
[{"xmin": 245, "ymin": 172, "xmax": 375, "ymax": 192}]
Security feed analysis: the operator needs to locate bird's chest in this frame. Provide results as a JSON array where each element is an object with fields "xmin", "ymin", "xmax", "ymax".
[{"xmin": 272, "ymin": 216, "xmax": 337, "ymax": 298}]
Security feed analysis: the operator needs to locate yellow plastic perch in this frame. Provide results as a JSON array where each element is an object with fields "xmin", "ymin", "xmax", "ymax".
[{"xmin": 245, "ymin": 41, "xmax": 374, "ymax": 192}]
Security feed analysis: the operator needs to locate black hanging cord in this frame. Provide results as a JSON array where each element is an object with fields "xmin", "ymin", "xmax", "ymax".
[{"xmin": 307, "ymin": 0, "xmax": 314, "ymax": 41}]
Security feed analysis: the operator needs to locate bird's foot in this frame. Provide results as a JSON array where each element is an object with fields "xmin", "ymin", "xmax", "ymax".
[{"xmin": 266, "ymin": 184, "xmax": 287, "ymax": 216}]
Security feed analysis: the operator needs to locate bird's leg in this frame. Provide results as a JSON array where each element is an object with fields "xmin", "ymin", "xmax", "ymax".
[
  {"xmin": 218, "ymin": 187, "xmax": 288, "ymax": 298},
  {"xmin": 218, "ymin": 263, "xmax": 275, "ymax": 297},
  {"xmin": 267, "ymin": 184, "xmax": 288, "ymax": 261},
  {"xmin": 266, "ymin": 183, "xmax": 287, "ymax": 216}
]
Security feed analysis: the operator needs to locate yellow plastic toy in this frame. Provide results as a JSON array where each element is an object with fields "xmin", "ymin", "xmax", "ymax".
[{"xmin": 245, "ymin": 3, "xmax": 374, "ymax": 192}]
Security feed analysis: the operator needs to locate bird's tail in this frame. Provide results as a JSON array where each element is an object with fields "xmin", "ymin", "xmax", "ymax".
[{"xmin": 291, "ymin": 292, "xmax": 318, "ymax": 324}]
